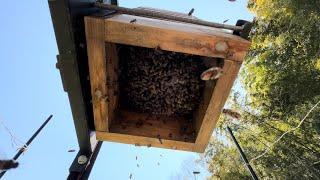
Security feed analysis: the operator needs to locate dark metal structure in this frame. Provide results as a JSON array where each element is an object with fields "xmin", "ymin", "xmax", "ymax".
[
  {"xmin": 48, "ymin": 1, "xmax": 250, "ymax": 179},
  {"xmin": 93, "ymin": 3, "xmax": 243, "ymax": 31},
  {"xmin": 227, "ymin": 126, "xmax": 259, "ymax": 180},
  {"xmin": 48, "ymin": 0, "xmax": 117, "ymax": 179}
]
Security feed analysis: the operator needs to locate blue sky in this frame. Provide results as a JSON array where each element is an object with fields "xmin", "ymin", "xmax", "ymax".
[{"xmin": 0, "ymin": 1, "xmax": 253, "ymax": 179}]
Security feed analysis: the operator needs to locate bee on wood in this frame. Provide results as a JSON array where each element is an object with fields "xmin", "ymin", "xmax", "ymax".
[
  {"xmin": 154, "ymin": 46, "xmax": 163, "ymax": 54},
  {"xmin": 130, "ymin": 19, "xmax": 137, "ymax": 23},
  {"xmin": 200, "ymin": 67, "xmax": 224, "ymax": 80},
  {"xmin": 222, "ymin": 108, "xmax": 241, "ymax": 120},
  {"xmin": 135, "ymin": 119, "xmax": 144, "ymax": 128},
  {"xmin": 157, "ymin": 135, "xmax": 163, "ymax": 144}
]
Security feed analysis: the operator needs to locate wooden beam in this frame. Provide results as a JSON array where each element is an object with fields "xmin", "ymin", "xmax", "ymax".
[
  {"xmin": 105, "ymin": 43, "xmax": 119, "ymax": 128},
  {"xmin": 194, "ymin": 60, "xmax": 242, "ymax": 152},
  {"xmin": 104, "ymin": 14, "xmax": 250, "ymax": 62},
  {"xmin": 85, "ymin": 17, "xmax": 109, "ymax": 132},
  {"xmin": 96, "ymin": 131, "xmax": 199, "ymax": 152},
  {"xmin": 110, "ymin": 110, "xmax": 195, "ymax": 143}
]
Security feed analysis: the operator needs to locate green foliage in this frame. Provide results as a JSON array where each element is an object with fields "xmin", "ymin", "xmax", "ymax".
[
  {"xmin": 245, "ymin": 0, "xmax": 320, "ymax": 115},
  {"xmin": 205, "ymin": 1, "xmax": 320, "ymax": 179}
]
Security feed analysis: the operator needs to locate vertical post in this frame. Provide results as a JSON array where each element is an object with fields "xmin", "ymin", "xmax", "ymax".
[
  {"xmin": 67, "ymin": 141, "xmax": 103, "ymax": 180},
  {"xmin": 227, "ymin": 126, "xmax": 259, "ymax": 180},
  {"xmin": 0, "ymin": 115, "xmax": 53, "ymax": 179}
]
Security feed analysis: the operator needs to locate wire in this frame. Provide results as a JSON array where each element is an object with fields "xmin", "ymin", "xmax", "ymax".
[
  {"xmin": 250, "ymin": 100, "xmax": 320, "ymax": 163},
  {"xmin": 230, "ymin": 113, "xmax": 320, "ymax": 179},
  {"xmin": 0, "ymin": 118, "xmax": 27, "ymax": 149}
]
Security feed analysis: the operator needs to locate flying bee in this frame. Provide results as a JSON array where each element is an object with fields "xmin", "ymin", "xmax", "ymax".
[
  {"xmin": 188, "ymin": 8, "xmax": 195, "ymax": 16},
  {"xmin": 222, "ymin": 108, "xmax": 241, "ymax": 120}
]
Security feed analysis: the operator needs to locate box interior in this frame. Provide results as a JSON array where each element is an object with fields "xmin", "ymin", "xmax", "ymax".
[{"xmin": 107, "ymin": 43, "xmax": 222, "ymax": 143}]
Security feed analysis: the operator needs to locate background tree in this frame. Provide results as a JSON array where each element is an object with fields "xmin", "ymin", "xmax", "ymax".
[{"xmin": 205, "ymin": 0, "xmax": 320, "ymax": 179}]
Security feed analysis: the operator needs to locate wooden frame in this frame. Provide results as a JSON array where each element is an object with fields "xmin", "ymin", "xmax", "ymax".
[{"xmin": 85, "ymin": 14, "xmax": 250, "ymax": 152}]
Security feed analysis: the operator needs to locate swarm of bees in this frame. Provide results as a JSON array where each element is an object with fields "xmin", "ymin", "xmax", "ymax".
[{"xmin": 118, "ymin": 45, "xmax": 210, "ymax": 116}]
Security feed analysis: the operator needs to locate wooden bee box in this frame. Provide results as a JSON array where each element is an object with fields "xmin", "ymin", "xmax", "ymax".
[{"xmin": 84, "ymin": 13, "xmax": 250, "ymax": 152}]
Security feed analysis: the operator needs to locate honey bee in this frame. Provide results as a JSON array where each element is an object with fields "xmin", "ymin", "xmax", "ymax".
[
  {"xmin": 188, "ymin": 8, "xmax": 195, "ymax": 16},
  {"xmin": 130, "ymin": 19, "xmax": 137, "ymax": 23},
  {"xmin": 222, "ymin": 108, "xmax": 241, "ymax": 120}
]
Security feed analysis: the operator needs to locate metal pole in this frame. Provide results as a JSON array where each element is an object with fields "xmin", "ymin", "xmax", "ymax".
[
  {"xmin": 67, "ymin": 141, "xmax": 103, "ymax": 180},
  {"xmin": 227, "ymin": 126, "xmax": 259, "ymax": 180},
  {"xmin": 93, "ymin": 3, "xmax": 244, "ymax": 31},
  {"xmin": 80, "ymin": 141, "xmax": 103, "ymax": 179},
  {"xmin": 0, "ymin": 115, "xmax": 53, "ymax": 179}
]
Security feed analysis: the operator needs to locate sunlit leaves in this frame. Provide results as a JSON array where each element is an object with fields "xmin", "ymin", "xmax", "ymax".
[{"xmin": 206, "ymin": 0, "xmax": 320, "ymax": 179}]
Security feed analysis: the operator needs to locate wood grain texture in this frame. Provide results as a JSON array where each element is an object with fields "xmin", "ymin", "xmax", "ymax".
[
  {"xmin": 104, "ymin": 14, "xmax": 250, "ymax": 62},
  {"xmin": 85, "ymin": 17, "xmax": 109, "ymax": 132},
  {"xmin": 110, "ymin": 110, "xmax": 195, "ymax": 142},
  {"xmin": 193, "ymin": 59, "xmax": 219, "ymax": 136},
  {"xmin": 105, "ymin": 43, "xmax": 119, "ymax": 127},
  {"xmin": 96, "ymin": 131, "xmax": 200, "ymax": 152},
  {"xmin": 194, "ymin": 60, "xmax": 242, "ymax": 152}
]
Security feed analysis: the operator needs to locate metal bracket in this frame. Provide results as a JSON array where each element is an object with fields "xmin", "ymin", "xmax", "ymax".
[
  {"xmin": 91, "ymin": 9, "xmax": 117, "ymax": 18},
  {"xmin": 68, "ymin": 141, "xmax": 103, "ymax": 180},
  {"xmin": 49, "ymin": 0, "xmax": 118, "ymax": 179},
  {"xmin": 233, "ymin": 19, "xmax": 253, "ymax": 40}
]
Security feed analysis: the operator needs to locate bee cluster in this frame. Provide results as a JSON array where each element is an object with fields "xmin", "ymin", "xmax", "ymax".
[{"xmin": 118, "ymin": 45, "xmax": 208, "ymax": 116}]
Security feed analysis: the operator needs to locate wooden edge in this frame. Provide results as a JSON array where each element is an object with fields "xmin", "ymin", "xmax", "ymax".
[
  {"xmin": 193, "ymin": 59, "xmax": 220, "ymax": 137},
  {"xmin": 194, "ymin": 60, "xmax": 242, "ymax": 152},
  {"xmin": 110, "ymin": 110, "xmax": 195, "ymax": 143},
  {"xmin": 85, "ymin": 16, "xmax": 109, "ymax": 132},
  {"xmin": 96, "ymin": 131, "xmax": 201, "ymax": 152},
  {"xmin": 103, "ymin": 14, "xmax": 251, "ymax": 62},
  {"xmin": 105, "ymin": 43, "xmax": 119, "ymax": 128}
]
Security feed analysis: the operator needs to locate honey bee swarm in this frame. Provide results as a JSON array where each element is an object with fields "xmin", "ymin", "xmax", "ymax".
[{"xmin": 117, "ymin": 45, "xmax": 210, "ymax": 116}]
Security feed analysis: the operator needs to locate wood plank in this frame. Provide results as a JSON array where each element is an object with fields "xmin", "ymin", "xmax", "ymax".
[
  {"xmin": 96, "ymin": 131, "xmax": 199, "ymax": 152},
  {"xmin": 85, "ymin": 17, "xmax": 109, "ymax": 132},
  {"xmin": 194, "ymin": 81, "xmax": 216, "ymax": 136},
  {"xmin": 194, "ymin": 60, "xmax": 242, "ymax": 152},
  {"xmin": 105, "ymin": 43, "xmax": 119, "ymax": 127},
  {"xmin": 193, "ymin": 59, "xmax": 219, "ymax": 136},
  {"xmin": 110, "ymin": 110, "xmax": 195, "ymax": 143},
  {"xmin": 104, "ymin": 14, "xmax": 250, "ymax": 62}
]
